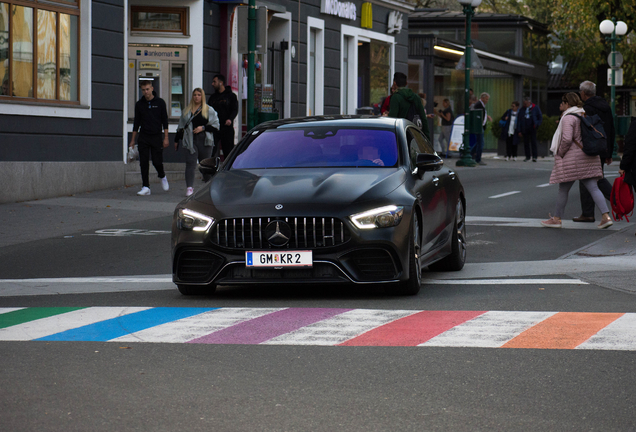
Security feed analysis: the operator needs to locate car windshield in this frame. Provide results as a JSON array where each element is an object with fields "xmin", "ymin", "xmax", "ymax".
[{"xmin": 231, "ymin": 128, "xmax": 399, "ymax": 169}]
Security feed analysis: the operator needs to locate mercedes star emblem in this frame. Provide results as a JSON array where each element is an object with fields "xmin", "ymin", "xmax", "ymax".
[{"xmin": 265, "ymin": 220, "xmax": 292, "ymax": 247}]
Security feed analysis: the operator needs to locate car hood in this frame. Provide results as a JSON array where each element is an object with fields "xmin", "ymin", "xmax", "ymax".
[{"xmin": 195, "ymin": 168, "xmax": 406, "ymax": 209}]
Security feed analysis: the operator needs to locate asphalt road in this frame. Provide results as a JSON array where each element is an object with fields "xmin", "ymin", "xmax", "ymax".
[{"xmin": 2, "ymin": 155, "xmax": 636, "ymax": 431}]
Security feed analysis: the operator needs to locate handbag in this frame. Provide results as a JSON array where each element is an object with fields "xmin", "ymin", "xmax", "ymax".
[
  {"xmin": 127, "ymin": 145, "xmax": 139, "ymax": 162},
  {"xmin": 175, "ymin": 106, "xmax": 203, "ymax": 147}
]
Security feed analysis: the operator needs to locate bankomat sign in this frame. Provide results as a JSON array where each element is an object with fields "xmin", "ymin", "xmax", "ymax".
[
  {"xmin": 321, "ymin": 0, "xmax": 356, "ymax": 20},
  {"xmin": 135, "ymin": 48, "xmax": 181, "ymax": 58}
]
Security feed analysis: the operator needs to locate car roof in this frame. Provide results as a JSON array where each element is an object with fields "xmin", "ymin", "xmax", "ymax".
[{"xmin": 253, "ymin": 115, "xmax": 401, "ymax": 131}]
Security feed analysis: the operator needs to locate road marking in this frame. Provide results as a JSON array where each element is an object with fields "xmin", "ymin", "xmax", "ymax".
[
  {"xmin": 0, "ymin": 276, "xmax": 173, "ymax": 283},
  {"xmin": 82, "ymin": 229, "xmax": 171, "ymax": 237},
  {"xmin": 466, "ymin": 216, "xmax": 626, "ymax": 230},
  {"xmin": 3, "ymin": 307, "xmax": 636, "ymax": 350},
  {"xmin": 537, "ymin": 183, "xmax": 552, "ymax": 188},
  {"xmin": 502, "ymin": 312, "xmax": 624, "ymax": 349},
  {"xmin": 489, "ymin": 191, "xmax": 521, "ymax": 199},
  {"xmin": 425, "ymin": 279, "xmax": 588, "ymax": 285}
]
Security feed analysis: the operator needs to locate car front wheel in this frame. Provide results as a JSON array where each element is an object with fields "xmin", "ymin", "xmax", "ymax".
[
  {"xmin": 428, "ymin": 199, "xmax": 466, "ymax": 272},
  {"xmin": 394, "ymin": 212, "xmax": 422, "ymax": 296}
]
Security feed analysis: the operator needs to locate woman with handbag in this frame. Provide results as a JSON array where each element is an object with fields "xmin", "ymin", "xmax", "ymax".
[
  {"xmin": 175, "ymin": 88, "xmax": 220, "ymax": 196},
  {"xmin": 541, "ymin": 92, "xmax": 613, "ymax": 229}
]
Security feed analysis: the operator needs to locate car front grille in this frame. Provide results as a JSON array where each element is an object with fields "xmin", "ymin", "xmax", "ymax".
[{"xmin": 212, "ymin": 217, "xmax": 350, "ymax": 249}]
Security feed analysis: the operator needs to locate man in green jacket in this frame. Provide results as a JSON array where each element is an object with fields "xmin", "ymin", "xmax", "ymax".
[{"xmin": 388, "ymin": 72, "xmax": 431, "ymax": 141}]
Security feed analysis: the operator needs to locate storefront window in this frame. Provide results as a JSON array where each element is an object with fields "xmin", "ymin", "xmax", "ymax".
[
  {"xmin": 369, "ymin": 40, "xmax": 390, "ymax": 107},
  {"xmin": 0, "ymin": 3, "xmax": 9, "ymax": 96},
  {"xmin": 60, "ymin": 14, "xmax": 78, "ymax": 101},
  {"xmin": 342, "ymin": 37, "xmax": 349, "ymax": 113},
  {"xmin": 0, "ymin": 1, "xmax": 79, "ymax": 102},
  {"xmin": 308, "ymin": 29, "xmax": 316, "ymax": 116},
  {"xmin": 12, "ymin": 5, "xmax": 33, "ymax": 98},
  {"xmin": 37, "ymin": 10, "xmax": 56, "ymax": 99},
  {"xmin": 170, "ymin": 63, "xmax": 185, "ymax": 118},
  {"xmin": 131, "ymin": 7, "xmax": 187, "ymax": 34}
]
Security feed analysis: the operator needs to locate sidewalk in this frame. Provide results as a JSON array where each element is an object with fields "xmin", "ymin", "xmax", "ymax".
[{"xmin": 0, "ymin": 176, "xmax": 208, "ymax": 249}]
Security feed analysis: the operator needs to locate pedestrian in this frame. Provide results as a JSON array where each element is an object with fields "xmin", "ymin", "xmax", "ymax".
[
  {"xmin": 618, "ymin": 117, "xmax": 636, "ymax": 196},
  {"xmin": 500, "ymin": 101, "xmax": 520, "ymax": 161},
  {"xmin": 471, "ymin": 92, "xmax": 493, "ymax": 165},
  {"xmin": 388, "ymin": 72, "xmax": 431, "ymax": 141},
  {"xmin": 175, "ymin": 88, "xmax": 220, "ymax": 197},
  {"xmin": 572, "ymin": 80, "xmax": 616, "ymax": 223},
  {"xmin": 381, "ymin": 81, "xmax": 397, "ymax": 116},
  {"xmin": 516, "ymin": 96, "xmax": 542, "ymax": 162},
  {"xmin": 541, "ymin": 92, "xmax": 613, "ymax": 229},
  {"xmin": 129, "ymin": 80, "xmax": 170, "ymax": 196},
  {"xmin": 208, "ymin": 74, "xmax": 238, "ymax": 160},
  {"xmin": 437, "ymin": 99, "xmax": 454, "ymax": 158}
]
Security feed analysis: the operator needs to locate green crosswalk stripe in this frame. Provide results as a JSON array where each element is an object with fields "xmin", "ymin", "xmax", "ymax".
[{"xmin": 0, "ymin": 307, "xmax": 87, "ymax": 329}]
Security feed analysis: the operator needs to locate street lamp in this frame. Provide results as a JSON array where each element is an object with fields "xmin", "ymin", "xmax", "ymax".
[
  {"xmin": 599, "ymin": 18, "xmax": 628, "ymax": 160},
  {"xmin": 456, "ymin": 0, "xmax": 482, "ymax": 168}
]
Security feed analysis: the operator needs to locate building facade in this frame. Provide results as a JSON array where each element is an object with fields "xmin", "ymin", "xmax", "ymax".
[{"xmin": 0, "ymin": 0, "xmax": 412, "ymax": 203}]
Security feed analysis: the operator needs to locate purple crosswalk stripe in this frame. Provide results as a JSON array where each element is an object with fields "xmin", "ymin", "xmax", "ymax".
[{"xmin": 188, "ymin": 308, "xmax": 352, "ymax": 345}]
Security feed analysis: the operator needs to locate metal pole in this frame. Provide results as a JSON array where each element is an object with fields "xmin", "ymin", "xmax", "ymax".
[
  {"xmin": 247, "ymin": 0, "xmax": 256, "ymax": 130},
  {"xmin": 456, "ymin": 4, "xmax": 476, "ymax": 167},
  {"xmin": 610, "ymin": 18, "xmax": 618, "ymax": 160}
]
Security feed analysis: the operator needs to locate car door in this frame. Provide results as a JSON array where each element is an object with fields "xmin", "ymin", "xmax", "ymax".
[{"xmin": 407, "ymin": 127, "xmax": 451, "ymax": 253}]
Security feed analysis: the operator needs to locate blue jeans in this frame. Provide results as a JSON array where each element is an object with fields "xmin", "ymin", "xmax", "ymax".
[{"xmin": 471, "ymin": 133, "xmax": 485, "ymax": 162}]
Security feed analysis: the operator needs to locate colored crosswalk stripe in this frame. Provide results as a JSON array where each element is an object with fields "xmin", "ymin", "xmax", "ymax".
[
  {"xmin": 2, "ymin": 307, "xmax": 636, "ymax": 351},
  {"xmin": 188, "ymin": 308, "xmax": 351, "ymax": 345},
  {"xmin": 501, "ymin": 312, "xmax": 625, "ymax": 349},
  {"xmin": 0, "ymin": 307, "xmax": 86, "ymax": 329},
  {"xmin": 37, "ymin": 307, "xmax": 215, "ymax": 342},
  {"xmin": 339, "ymin": 310, "xmax": 486, "ymax": 346}
]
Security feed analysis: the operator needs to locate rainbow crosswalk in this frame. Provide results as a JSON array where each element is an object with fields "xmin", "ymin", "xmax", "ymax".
[{"xmin": 2, "ymin": 307, "xmax": 636, "ymax": 350}]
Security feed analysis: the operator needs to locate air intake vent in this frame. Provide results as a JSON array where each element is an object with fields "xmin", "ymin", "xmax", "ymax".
[
  {"xmin": 176, "ymin": 250, "xmax": 223, "ymax": 283},
  {"xmin": 343, "ymin": 249, "xmax": 398, "ymax": 281}
]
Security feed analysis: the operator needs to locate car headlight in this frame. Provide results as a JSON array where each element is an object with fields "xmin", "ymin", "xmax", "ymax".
[
  {"xmin": 350, "ymin": 205, "xmax": 404, "ymax": 229},
  {"xmin": 177, "ymin": 209, "xmax": 214, "ymax": 232}
]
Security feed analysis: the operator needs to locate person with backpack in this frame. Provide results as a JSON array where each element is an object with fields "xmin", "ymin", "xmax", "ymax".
[
  {"xmin": 541, "ymin": 92, "xmax": 613, "ymax": 229},
  {"xmin": 617, "ymin": 117, "xmax": 636, "ymax": 225},
  {"xmin": 572, "ymin": 80, "xmax": 616, "ymax": 223},
  {"xmin": 388, "ymin": 72, "xmax": 431, "ymax": 141}
]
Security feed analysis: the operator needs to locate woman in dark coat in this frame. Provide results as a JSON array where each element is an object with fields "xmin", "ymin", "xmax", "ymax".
[{"xmin": 500, "ymin": 101, "xmax": 520, "ymax": 160}]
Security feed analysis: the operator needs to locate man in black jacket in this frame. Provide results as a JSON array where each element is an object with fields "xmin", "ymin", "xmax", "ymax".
[
  {"xmin": 129, "ymin": 80, "xmax": 169, "ymax": 196},
  {"xmin": 208, "ymin": 74, "xmax": 238, "ymax": 160},
  {"xmin": 573, "ymin": 80, "xmax": 616, "ymax": 222}
]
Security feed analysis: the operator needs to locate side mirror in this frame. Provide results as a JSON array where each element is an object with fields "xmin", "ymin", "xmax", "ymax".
[
  {"xmin": 198, "ymin": 157, "xmax": 219, "ymax": 179},
  {"xmin": 415, "ymin": 153, "xmax": 443, "ymax": 172}
]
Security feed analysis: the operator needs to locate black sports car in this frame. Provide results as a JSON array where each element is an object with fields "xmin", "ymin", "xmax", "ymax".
[{"xmin": 171, "ymin": 115, "xmax": 466, "ymax": 295}]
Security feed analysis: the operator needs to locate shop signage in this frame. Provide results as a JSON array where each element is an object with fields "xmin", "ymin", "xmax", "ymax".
[
  {"xmin": 134, "ymin": 47, "xmax": 182, "ymax": 59},
  {"xmin": 361, "ymin": 3, "xmax": 372, "ymax": 29},
  {"xmin": 139, "ymin": 61, "xmax": 160, "ymax": 70},
  {"xmin": 321, "ymin": 0, "xmax": 356, "ymax": 21},
  {"xmin": 387, "ymin": 11, "xmax": 403, "ymax": 34}
]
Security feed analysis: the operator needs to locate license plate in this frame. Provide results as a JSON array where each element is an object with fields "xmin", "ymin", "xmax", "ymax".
[{"xmin": 246, "ymin": 251, "xmax": 313, "ymax": 268}]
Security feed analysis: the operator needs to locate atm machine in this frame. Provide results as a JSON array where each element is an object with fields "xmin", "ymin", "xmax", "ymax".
[{"xmin": 127, "ymin": 45, "xmax": 189, "ymax": 122}]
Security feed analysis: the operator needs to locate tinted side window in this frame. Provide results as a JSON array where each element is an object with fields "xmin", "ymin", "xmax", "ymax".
[{"xmin": 411, "ymin": 127, "xmax": 435, "ymax": 154}]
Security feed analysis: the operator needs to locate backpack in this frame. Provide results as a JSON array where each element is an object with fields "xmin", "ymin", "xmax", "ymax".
[
  {"xmin": 406, "ymin": 103, "xmax": 422, "ymax": 129},
  {"xmin": 610, "ymin": 174, "xmax": 634, "ymax": 222},
  {"xmin": 566, "ymin": 113, "xmax": 607, "ymax": 157}
]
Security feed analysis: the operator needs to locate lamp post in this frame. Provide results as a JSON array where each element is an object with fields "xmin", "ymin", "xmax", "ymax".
[
  {"xmin": 456, "ymin": 0, "xmax": 481, "ymax": 168},
  {"xmin": 599, "ymin": 18, "xmax": 627, "ymax": 160}
]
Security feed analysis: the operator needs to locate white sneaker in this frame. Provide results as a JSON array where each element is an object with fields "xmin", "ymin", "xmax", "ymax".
[
  {"xmin": 161, "ymin": 176, "xmax": 169, "ymax": 191},
  {"xmin": 186, "ymin": 187, "xmax": 194, "ymax": 197},
  {"xmin": 137, "ymin": 186, "xmax": 151, "ymax": 196}
]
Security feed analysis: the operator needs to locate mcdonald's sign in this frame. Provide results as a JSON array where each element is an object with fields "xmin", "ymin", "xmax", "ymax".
[{"xmin": 361, "ymin": 3, "xmax": 372, "ymax": 29}]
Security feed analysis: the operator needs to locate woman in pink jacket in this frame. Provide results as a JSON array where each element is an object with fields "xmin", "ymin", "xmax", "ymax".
[{"xmin": 541, "ymin": 93, "xmax": 613, "ymax": 229}]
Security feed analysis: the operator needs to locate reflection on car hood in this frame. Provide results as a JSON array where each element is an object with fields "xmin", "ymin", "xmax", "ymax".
[{"xmin": 196, "ymin": 168, "xmax": 406, "ymax": 207}]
